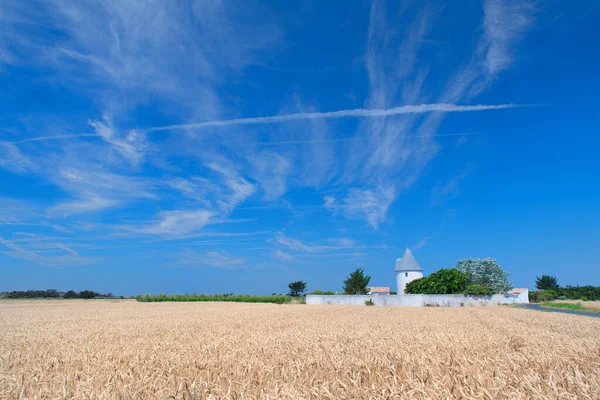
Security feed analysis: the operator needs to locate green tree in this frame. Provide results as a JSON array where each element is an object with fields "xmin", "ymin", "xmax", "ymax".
[
  {"xmin": 64, "ymin": 290, "xmax": 78, "ymax": 299},
  {"xmin": 288, "ymin": 281, "xmax": 307, "ymax": 297},
  {"xmin": 405, "ymin": 268, "xmax": 468, "ymax": 294},
  {"xmin": 535, "ymin": 275, "xmax": 559, "ymax": 290},
  {"xmin": 455, "ymin": 258, "xmax": 512, "ymax": 293},
  {"xmin": 343, "ymin": 268, "xmax": 371, "ymax": 294}
]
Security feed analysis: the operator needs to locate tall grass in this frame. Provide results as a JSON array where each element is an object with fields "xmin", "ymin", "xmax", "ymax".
[{"xmin": 135, "ymin": 293, "xmax": 295, "ymax": 304}]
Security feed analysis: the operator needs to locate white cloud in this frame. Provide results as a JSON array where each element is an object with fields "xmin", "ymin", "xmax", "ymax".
[
  {"xmin": 140, "ymin": 209, "xmax": 216, "ymax": 236},
  {"xmin": 482, "ymin": 0, "xmax": 535, "ymax": 77},
  {"xmin": 0, "ymin": 142, "xmax": 34, "ymax": 173},
  {"xmin": 246, "ymin": 151, "xmax": 291, "ymax": 200},
  {"xmin": 274, "ymin": 232, "xmax": 358, "ymax": 253},
  {"xmin": 325, "ymin": 186, "xmax": 396, "ymax": 229},
  {"xmin": 89, "ymin": 118, "xmax": 147, "ymax": 165},
  {"xmin": 175, "ymin": 248, "xmax": 247, "ymax": 269},
  {"xmin": 412, "ymin": 236, "xmax": 431, "ymax": 251},
  {"xmin": 205, "ymin": 161, "xmax": 256, "ymax": 211},
  {"xmin": 430, "ymin": 168, "xmax": 471, "ymax": 206},
  {"xmin": 0, "ymin": 236, "xmax": 88, "ymax": 267},
  {"xmin": 272, "ymin": 249, "xmax": 293, "ymax": 261},
  {"xmin": 46, "ymin": 167, "xmax": 155, "ymax": 217}
]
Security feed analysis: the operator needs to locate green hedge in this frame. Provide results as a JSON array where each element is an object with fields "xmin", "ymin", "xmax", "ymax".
[
  {"xmin": 135, "ymin": 293, "xmax": 293, "ymax": 304},
  {"xmin": 529, "ymin": 286, "xmax": 600, "ymax": 303}
]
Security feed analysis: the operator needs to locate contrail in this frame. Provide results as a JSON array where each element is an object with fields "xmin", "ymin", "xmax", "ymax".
[
  {"xmin": 234, "ymin": 132, "xmax": 480, "ymax": 147},
  {"xmin": 9, "ymin": 133, "xmax": 100, "ymax": 144},
  {"xmin": 146, "ymin": 103, "xmax": 521, "ymax": 132}
]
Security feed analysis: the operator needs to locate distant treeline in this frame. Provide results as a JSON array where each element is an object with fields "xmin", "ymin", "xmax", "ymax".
[
  {"xmin": 529, "ymin": 286, "xmax": 600, "ymax": 303},
  {"xmin": 0, "ymin": 289, "xmax": 127, "ymax": 299},
  {"xmin": 135, "ymin": 293, "xmax": 297, "ymax": 304}
]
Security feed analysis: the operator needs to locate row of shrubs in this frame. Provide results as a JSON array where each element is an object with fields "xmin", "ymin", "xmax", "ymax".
[
  {"xmin": 0, "ymin": 289, "xmax": 119, "ymax": 299},
  {"xmin": 135, "ymin": 293, "xmax": 296, "ymax": 304},
  {"xmin": 529, "ymin": 286, "xmax": 600, "ymax": 303}
]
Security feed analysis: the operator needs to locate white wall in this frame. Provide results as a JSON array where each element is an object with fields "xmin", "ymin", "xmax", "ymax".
[
  {"xmin": 396, "ymin": 270, "xmax": 423, "ymax": 294},
  {"xmin": 306, "ymin": 290, "xmax": 529, "ymax": 307}
]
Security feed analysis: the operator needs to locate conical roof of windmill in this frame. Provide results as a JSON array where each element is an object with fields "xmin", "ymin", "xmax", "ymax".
[{"xmin": 395, "ymin": 248, "xmax": 424, "ymax": 272}]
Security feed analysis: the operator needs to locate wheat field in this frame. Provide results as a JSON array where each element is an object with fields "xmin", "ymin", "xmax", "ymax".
[{"xmin": 1, "ymin": 300, "xmax": 599, "ymax": 399}]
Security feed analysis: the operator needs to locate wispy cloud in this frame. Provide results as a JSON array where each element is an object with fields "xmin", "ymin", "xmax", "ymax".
[
  {"xmin": 412, "ymin": 236, "xmax": 431, "ymax": 251},
  {"xmin": 274, "ymin": 232, "xmax": 365, "ymax": 254},
  {"xmin": 175, "ymin": 249, "xmax": 247, "ymax": 270},
  {"xmin": 324, "ymin": 186, "xmax": 396, "ymax": 228},
  {"xmin": 0, "ymin": 236, "xmax": 88, "ymax": 267},
  {"xmin": 0, "ymin": 142, "xmax": 34, "ymax": 173},
  {"xmin": 140, "ymin": 209, "xmax": 216, "ymax": 236},
  {"xmin": 482, "ymin": 0, "xmax": 536, "ymax": 77},
  {"xmin": 89, "ymin": 118, "xmax": 147, "ymax": 166},
  {"xmin": 431, "ymin": 168, "xmax": 472, "ymax": 206},
  {"xmin": 272, "ymin": 249, "xmax": 293, "ymax": 261}
]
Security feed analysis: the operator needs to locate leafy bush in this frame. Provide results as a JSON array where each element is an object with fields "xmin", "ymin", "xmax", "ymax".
[
  {"xmin": 364, "ymin": 299, "xmax": 375, "ymax": 306},
  {"xmin": 63, "ymin": 290, "xmax": 78, "ymax": 299},
  {"xmin": 455, "ymin": 258, "xmax": 512, "ymax": 293},
  {"xmin": 135, "ymin": 293, "xmax": 294, "ymax": 304},
  {"xmin": 528, "ymin": 290, "xmax": 555, "ymax": 303},
  {"xmin": 464, "ymin": 284, "xmax": 494, "ymax": 296},
  {"xmin": 405, "ymin": 268, "xmax": 468, "ymax": 294}
]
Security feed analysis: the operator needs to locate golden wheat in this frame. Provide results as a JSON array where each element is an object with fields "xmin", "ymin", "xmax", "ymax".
[{"xmin": 1, "ymin": 300, "xmax": 599, "ymax": 399}]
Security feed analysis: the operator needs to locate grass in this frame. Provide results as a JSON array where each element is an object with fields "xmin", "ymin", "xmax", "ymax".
[
  {"xmin": 135, "ymin": 293, "xmax": 302, "ymax": 304},
  {"xmin": 542, "ymin": 301, "xmax": 600, "ymax": 313},
  {"xmin": 2, "ymin": 300, "xmax": 600, "ymax": 399}
]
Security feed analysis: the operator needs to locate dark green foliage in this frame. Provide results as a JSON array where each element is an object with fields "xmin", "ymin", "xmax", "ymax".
[
  {"xmin": 343, "ymin": 268, "xmax": 371, "ymax": 294},
  {"xmin": 78, "ymin": 290, "xmax": 100, "ymax": 299},
  {"xmin": 288, "ymin": 281, "xmax": 307, "ymax": 297},
  {"xmin": 364, "ymin": 299, "xmax": 375, "ymax": 306},
  {"xmin": 530, "ymin": 286, "xmax": 600, "ymax": 303},
  {"xmin": 135, "ymin": 293, "xmax": 293, "ymax": 304},
  {"xmin": 535, "ymin": 275, "xmax": 559, "ymax": 290},
  {"xmin": 464, "ymin": 284, "xmax": 494, "ymax": 296},
  {"xmin": 311, "ymin": 290, "xmax": 337, "ymax": 295},
  {"xmin": 390, "ymin": 291, "xmax": 397, "ymax": 295},
  {"xmin": 555, "ymin": 286, "xmax": 600, "ymax": 301},
  {"xmin": 5, "ymin": 289, "xmax": 60, "ymax": 299},
  {"xmin": 405, "ymin": 268, "xmax": 468, "ymax": 294},
  {"xmin": 63, "ymin": 290, "xmax": 78, "ymax": 299}
]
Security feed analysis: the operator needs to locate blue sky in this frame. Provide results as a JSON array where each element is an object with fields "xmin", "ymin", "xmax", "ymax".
[{"xmin": 1, "ymin": 0, "xmax": 599, "ymax": 295}]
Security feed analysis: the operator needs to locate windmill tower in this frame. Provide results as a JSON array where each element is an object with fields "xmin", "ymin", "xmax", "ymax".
[{"xmin": 395, "ymin": 248, "xmax": 424, "ymax": 294}]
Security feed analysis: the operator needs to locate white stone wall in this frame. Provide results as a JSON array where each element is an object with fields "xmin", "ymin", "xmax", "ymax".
[
  {"xmin": 306, "ymin": 290, "xmax": 529, "ymax": 307},
  {"xmin": 396, "ymin": 270, "xmax": 423, "ymax": 294}
]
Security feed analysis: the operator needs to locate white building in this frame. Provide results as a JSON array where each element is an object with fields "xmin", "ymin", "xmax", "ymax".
[{"xmin": 395, "ymin": 248, "xmax": 424, "ymax": 294}]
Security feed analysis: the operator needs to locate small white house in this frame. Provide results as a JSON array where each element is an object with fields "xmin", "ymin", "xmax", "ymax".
[
  {"xmin": 395, "ymin": 248, "xmax": 424, "ymax": 294},
  {"xmin": 367, "ymin": 286, "xmax": 390, "ymax": 295}
]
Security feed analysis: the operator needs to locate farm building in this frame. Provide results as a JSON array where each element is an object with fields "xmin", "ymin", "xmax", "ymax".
[{"xmin": 367, "ymin": 287, "xmax": 390, "ymax": 295}]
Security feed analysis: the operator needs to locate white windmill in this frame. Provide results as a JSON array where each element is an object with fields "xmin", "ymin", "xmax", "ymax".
[{"xmin": 395, "ymin": 248, "xmax": 424, "ymax": 294}]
